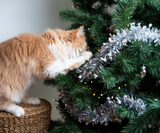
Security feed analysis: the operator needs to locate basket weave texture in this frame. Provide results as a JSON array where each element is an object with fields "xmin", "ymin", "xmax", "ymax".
[{"xmin": 0, "ymin": 99, "xmax": 52, "ymax": 133}]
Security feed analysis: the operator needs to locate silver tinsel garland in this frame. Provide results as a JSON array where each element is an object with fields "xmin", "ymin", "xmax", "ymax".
[
  {"xmin": 116, "ymin": 95, "xmax": 147, "ymax": 115},
  {"xmin": 59, "ymin": 88, "xmax": 119, "ymax": 126},
  {"xmin": 77, "ymin": 23, "xmax": 160, "ymax": 81},
  {"xmin": 58, "ymin": 88, "xmax": 147, "ymax": 126}
]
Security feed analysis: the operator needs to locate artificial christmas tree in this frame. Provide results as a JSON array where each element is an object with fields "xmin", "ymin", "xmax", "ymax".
[{"xmin": 46, "ymin": 0, "xmax": 160, "ymax": 132}]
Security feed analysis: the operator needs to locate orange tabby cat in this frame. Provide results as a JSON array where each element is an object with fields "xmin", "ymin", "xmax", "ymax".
[{"xmin": 0, "ymin": 26, "xmax": 92, "ymax": 117}]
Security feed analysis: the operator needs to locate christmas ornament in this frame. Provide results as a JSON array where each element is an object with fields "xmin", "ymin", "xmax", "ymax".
[
  {"xmin": 77, "ymin": 22, "xmax": 160, "ymax": 81},
  {"xmin": 141, "ymin": 65, "xmax": 146, "ymax": 78}
]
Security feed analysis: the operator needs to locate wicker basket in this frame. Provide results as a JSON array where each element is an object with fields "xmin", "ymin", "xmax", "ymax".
[{"xmin": 0, "ymin": 99, "xmax": 52, "ymax": 133}]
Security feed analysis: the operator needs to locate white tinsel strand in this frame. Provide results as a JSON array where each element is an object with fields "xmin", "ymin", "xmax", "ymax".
[{"xmin": 77, "ymin": 23, "xmax": 160, "ymax": 81}]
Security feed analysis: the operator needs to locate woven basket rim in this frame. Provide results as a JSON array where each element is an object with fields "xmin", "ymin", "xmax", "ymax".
[
  {"xmin": 0, "ymin": 98, "xmax": 52, "ymax": 133},
  {"xmin": 0, "ymin": 98, "xmax": 51, "ymax": 118}
]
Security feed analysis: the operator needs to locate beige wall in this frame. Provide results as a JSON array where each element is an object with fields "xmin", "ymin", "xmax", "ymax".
[
  {"xmin": 0, "ymin": 0, "xmax": 72, "ymax": 120},
  {"xmin": 31, "ymin": 81, "xmax": 61, "ymax": 120}
]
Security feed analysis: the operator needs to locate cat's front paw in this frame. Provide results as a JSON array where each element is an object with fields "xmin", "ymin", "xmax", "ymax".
[
  {"xmin": 28, "ymin": 97, "xmax": 41, "ymax": 105},
  {"xmin": 82, "ymin": 51, "xmax": 93, "ymax": 60},
  {"xmin": 6, "ymin": 105, "xmax": 25, "ymax": 117}
]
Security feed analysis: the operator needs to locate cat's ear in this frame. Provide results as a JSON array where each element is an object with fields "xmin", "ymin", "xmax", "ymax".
[{"xmin": 75, "ymin": 26, "xmax": 84, "ymax": 37}]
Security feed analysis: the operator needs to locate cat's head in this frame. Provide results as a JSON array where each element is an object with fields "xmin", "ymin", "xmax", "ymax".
[
  {"xmin": 44, "ymin": 26, "xmax": 88, "ymax": 58},
  {"xmin": 70, "ymin": 26, "xmax": 87, "ymax": 56}
]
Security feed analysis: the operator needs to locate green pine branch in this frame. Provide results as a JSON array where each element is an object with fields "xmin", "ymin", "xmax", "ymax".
[
  {"xmin": 112, "ymin": 52, "xmax": 137, "ymax": 73},
  {"xmin": 147, "ymin": 67, "xmax": 160, "ymax": 79},
  {"xmin": 116, "ymin": 106, "xmax": 137, "ymax": 119},
  {"xmin": 142, "ymin": 46, "xmax": 160, "ymax": 78},
  {"xmin": 149, "ymin": 0, "xmax": 160, "ymax": 10},
  {"xmin": 132, "ymin": 0, "xmax": 160, "ymax": 28},
  {"xmin": 72, "ymin": 0, "xmax": 116, "ymax": 12},
  {"xmin": 118, "ymin": 0, "xmax": 160, "ymax": 7},
  {"xmin": 122, "ymin": 98, "xmax": 160, "ymax": 133},
  {"xmin": 60, "ymin": 8, "xmax": 105, "ymax": 43},
  {"xmin": 59, "ymin": 8, "xmax": 90, "ymax": 24},
  {"xmin": 44, "ymin": 74, "xmax": 93, "ymax": 109},
  {"xmin": 98, "ymin": 40, "xmax": 160, "ymax": 91},
  {"xmin": 125, "ymin": 41, "xmax": 153, "ymax": 65},
  {"xmin": 44, "ymin": 74, "xmax": 76, "ymax": 89},
  {"xmin": 112, "ymin": 1, "xmax": 136, "ymax": 30},
  {"xmin": 49, "ymin": 119, "xmax": 81, "ymax": 133},
  {"xmin": 68, "ymin": 85, "xmax": 93, "ymax": 109},
  {"xmin": 98, "ymin": 67, "xmax": 125, "ymax": 89}
]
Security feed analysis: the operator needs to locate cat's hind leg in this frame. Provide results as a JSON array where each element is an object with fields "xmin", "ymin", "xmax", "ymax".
[{"xmin": 0, "ymin": 96, "xmax": 25, "ymax": 117}]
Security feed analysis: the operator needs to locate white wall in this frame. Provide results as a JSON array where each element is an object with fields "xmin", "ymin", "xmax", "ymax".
[{"xmin": 0, "ymin": 0, "xmax": 72, "ymax": 120}]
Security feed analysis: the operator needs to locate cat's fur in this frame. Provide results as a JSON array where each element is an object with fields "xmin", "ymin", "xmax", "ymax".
[{"xmin": 0, "ymin": 26, "xmax": 92, "ymax": 117}]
